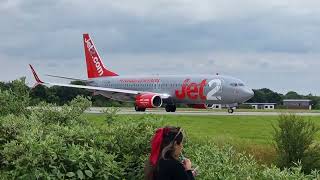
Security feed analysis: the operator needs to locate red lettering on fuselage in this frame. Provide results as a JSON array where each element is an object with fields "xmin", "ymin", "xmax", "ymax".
[
  {"xmin": 175, "ymin": 79, "xmax": 207, "ymax": 100},
  {"xmin": 186, "ymin": 83, "xmax": 198, "ymax": 100},
  {"xmin": 199, "ymin": 79, "xmax": 207, "ymax": 100},
  {"xmin": 175, "ymin": 79, "xmax": 190, "ymax": 99}
]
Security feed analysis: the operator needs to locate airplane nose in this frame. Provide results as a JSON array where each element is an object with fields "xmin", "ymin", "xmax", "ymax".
[
  {"xmin": 240, "ymin": 88, "xmax": 254, "ymax": 102},
  {"xmin": 247, "ymin": 88, "xmax": 254, "ymax": 99}
]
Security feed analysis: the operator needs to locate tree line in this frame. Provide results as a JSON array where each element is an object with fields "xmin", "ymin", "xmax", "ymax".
[
  {"xmin": 0, "ymin": 78, "xmax": 319, "ymax": 109},
  {"xmin": 247, "ymin": 88, "xmax": 320, "ymax": 109}
]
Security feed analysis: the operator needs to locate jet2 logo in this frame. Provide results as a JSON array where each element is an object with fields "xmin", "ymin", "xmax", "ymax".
[
  {"xmin": 85, "ymin": 38, "xmax": 104, "ymax": 76},
  {"xmin": 175, "ymin": 79, "xmax": 222, "ymax": 100},
  {"xmin": 85, "ymin": 38, "xmax": 96, "ymax": 55},
  {"xmin": 207, "ymin": 79, "xmax": 222, "ymax": 100}
]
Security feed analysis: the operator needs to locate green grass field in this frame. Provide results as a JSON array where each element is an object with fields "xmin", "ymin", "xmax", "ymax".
[
  {"xmin": 86, "ymin": 113, "xmax": 320, "ymax": 165},
  {"xmin": 86, "ymin": 114, "xmax": 320, "ymax": 144}
]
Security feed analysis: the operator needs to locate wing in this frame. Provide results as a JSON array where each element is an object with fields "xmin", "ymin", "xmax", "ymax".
[
  {"xmin": 45, "ymin": 74, "xmax": 88, "ymax": 82},
  {"xmin": 29, "ymin": 65, "xmax": 170, "ymax": 99}
]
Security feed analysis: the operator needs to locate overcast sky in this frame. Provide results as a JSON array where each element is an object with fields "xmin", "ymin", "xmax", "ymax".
[{"xmin": 0, "ymin": 0, "xmax": 319, "ymax": 95}]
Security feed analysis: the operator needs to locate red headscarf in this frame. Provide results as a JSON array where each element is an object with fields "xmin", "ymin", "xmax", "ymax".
[{"xmin": 149, "ymin": 128, "xmax": 170, "ymax": 166}]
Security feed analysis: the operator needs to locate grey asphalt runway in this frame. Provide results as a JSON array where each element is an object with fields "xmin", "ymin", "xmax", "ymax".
[{"xmin": 85, "ymin": 107, "xmax": 320, "ymax": 116}]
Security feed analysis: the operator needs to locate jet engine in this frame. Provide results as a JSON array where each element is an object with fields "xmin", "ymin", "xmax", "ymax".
[{"xmin": 135, "ymin": 94, "xmax": 163, "ymax": 108}]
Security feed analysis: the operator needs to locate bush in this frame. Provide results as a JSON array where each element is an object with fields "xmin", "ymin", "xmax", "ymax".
[
  {"xmin": 31, "ymin": 96, "xmax": 91, "ymax": 125},
  {"xmin": 0, "ymin": 97, "xmax": 124, "ymax": 179},
  {"xmin": 184, "ymin": 140, "xmax": 320, "ymax": 179},
  {"xmin": 103, "ymin": 107, "xmax": 120, "ymax": 125},
  {"xmin": 273, "ymin": 114, "xmax": 320, "ymax": 173},
  {"xmin": 0, "ymin": 95, "xmax": 163, "ymax": 179},
  {"xmin": 0, "ymin": 78, "xmax": 30, "ymax": 116}
]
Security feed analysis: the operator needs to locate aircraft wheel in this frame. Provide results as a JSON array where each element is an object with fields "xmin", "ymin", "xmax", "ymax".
[
  {"xmin": 134, "ymin": 105, "xmax": 139, "ymax": 112},
  {"xmin": 165, "ymin": 105, "xmax": 171, "ymax": 112},
  {"xmin": 165, "ymin": 105, "xmax": 176, "ymax": 112},
  {"xmin": 135, "ymin": 105, "xmax": 146, "ymax": 112},
  {"xmin": 140, "ymin": 108, "xmax": 146, "ymax": 112},
  {"xmin": 171, "ymin": 105, "xmax": 176, "ymax": 112},
  {"xmin": 228, "ymin": 108, "xmax": 234, "ymax": 113}
]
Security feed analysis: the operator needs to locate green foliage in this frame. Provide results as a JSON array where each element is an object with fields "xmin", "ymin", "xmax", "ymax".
[
  {"xmin": 103, "ymin": 107, "xmax": 120, "ymax": 125},
  {"xmin": 238, "ymin": 104, "xmax": 254, "ymax": 109},
  {"xmin": 273, "ymin": 114, "xmax": 320, "ymax": 173},
  {"xmin": 0, "ymin": 78, "xmax": 30, "ymax": 116},
  {"xmin": 248, "ymin": 89, "xmax": 320, "ymax": 109},
  {"xmin": 29, "ymin": 82, "xmax": 132, "ymax": 107},
  {"xmin": 0, "ymin": 96, "xmax": 124, "ymax": 179},
  {"xmin": 248, "ymin": 88, "xmax": 283, "ymax": 104},
  {"xmin": 306, "ymin": 94, "xmax": 320, "ymax": 110},
  {"xmin": 185, "ymin": 140, "xmax": 320, "ymax": 179},
  {"xmin": 0, "ymin": 94, "xmax": 162, "ymax": 179},
  {"xmin": 285, "ymin": 91, "xmax": 303, "ymax": 99},
  {"xmin": 31, "ymin": 96, "xmax": 92, "ymax": 125}
]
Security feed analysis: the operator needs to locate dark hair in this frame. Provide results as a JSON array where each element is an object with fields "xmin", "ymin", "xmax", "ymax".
[
  {"xmin": 144, "ymin": 126, "xmax": 184, "ymax": 180},
  {"xmin": 160, "ymin": 127, "xmax": 183, "ymax": 159}
]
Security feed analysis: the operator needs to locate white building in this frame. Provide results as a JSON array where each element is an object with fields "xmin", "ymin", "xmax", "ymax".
[{"xmin": 244, "ymin": 103, "xmax": 277, "ymax": 110}]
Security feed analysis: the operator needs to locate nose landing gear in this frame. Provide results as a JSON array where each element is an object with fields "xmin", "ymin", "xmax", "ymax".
[{"xmin": 228, "ymin": 108, "xmax": 234, "ymax": 113}]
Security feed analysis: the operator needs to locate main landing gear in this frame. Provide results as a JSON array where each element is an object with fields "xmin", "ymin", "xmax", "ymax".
[
  {"xmin": 134, "ymin": 104, "xmax": 146, "ymax": 112},
  {"xmin": 228, "ymin": 108, "xmax": 234, "ymax": 114},
  {"xmin": 165, "ymin": 105, "xmax": 176, "ymax": 112}
]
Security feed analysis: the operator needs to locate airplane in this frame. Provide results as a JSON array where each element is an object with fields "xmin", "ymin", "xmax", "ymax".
[{"xmin": 29, "ymin": 33, "xmax": 254, "ymax": 113}]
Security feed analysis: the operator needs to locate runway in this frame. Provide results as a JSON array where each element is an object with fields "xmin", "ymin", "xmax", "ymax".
[{"xmin": 86, "ymin": 107, "xmax": 320, "ymax": 116}]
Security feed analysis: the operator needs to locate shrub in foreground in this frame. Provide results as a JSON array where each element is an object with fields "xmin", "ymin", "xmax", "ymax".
[
  {"xmin": 0, "ymin": 97, "xmax": 162, "ymax": 179},
  {"xmin": 185, "ymin": 140, "xmax": 319, "ymax": 179},
  {"xmin": 273, "ymin": 114, "xmax": 320, "ymax": 173},
  {"xmin": 0, "ymin": 78, "xmax": 30, "ymax": 117}
]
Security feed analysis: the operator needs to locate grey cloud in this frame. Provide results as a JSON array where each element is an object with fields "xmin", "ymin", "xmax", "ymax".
[{"xmin": 1, "ymin": 0, "xmax": 320, "ymax": 60}]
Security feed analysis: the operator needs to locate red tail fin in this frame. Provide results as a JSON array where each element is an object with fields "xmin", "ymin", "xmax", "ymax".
[{"xmin": 83, "ymin": 33, "xmax": 118, "ymax": 78}]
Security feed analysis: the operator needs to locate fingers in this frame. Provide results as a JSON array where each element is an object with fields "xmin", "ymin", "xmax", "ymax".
[{"xmin": 183, "ymin": 158, "xmax": 192, "ymax": 170}]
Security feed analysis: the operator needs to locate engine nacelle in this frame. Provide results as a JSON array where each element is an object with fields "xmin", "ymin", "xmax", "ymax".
[
  {"xmin": 188, "ymin": 104, "xmax": 208, "ymax": 109},
  {"xmin": 135, "ymin": 94, "xmax": 163, "ymax": 108}
]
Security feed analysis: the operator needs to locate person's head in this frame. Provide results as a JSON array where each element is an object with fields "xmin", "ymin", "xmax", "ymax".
[
  {"xmin": 160, "ymin": 126, "xmax": 184, "ymax": 160},
  {"xmin": 145, "ymin": 126, "xmax": 184, "ymax": 180}
]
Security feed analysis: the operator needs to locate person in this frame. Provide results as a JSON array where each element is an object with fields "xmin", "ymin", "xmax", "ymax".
[{"xmin": 145, "ymin": 126, "xmax": 195, "ymax": 180}]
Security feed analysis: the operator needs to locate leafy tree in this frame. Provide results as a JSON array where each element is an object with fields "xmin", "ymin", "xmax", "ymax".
[
  {"xmin": 248, "ymin": 88, "xmax": 283, "ymax": 104},
  {"xmin": 284, "ymin": 91, "xmax": 303, "ymax": 99},
  {"xmin": 0, "ymin": 77, "xmax": 30, "ymax": 116}
]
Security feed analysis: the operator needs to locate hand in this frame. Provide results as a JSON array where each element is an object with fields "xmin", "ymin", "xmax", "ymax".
[
  {"xmin": 192, "ymin": 170, "xmax": 197, "ymax": 177},
  {"xmin": 192, "ymin": 166, "xmax": 199, "ymax": 176},
  {"xmin": 182, "ymin": 158, "xmax": 192, "ymax": 171}
]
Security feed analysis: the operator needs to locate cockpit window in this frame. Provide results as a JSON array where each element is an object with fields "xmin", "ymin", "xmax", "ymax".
[
  {"xmin": 230, "ymin": 83, "xmax": 238, "ymax": 87},
  {"xmin": 230, "ymin": 82, "xmax": 245, "ymax": 87}
]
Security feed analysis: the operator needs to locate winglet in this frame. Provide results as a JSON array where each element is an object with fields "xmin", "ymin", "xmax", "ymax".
[{"xmin": 29, "ymin": 64, "xmax": 44, "ymax": 87}]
